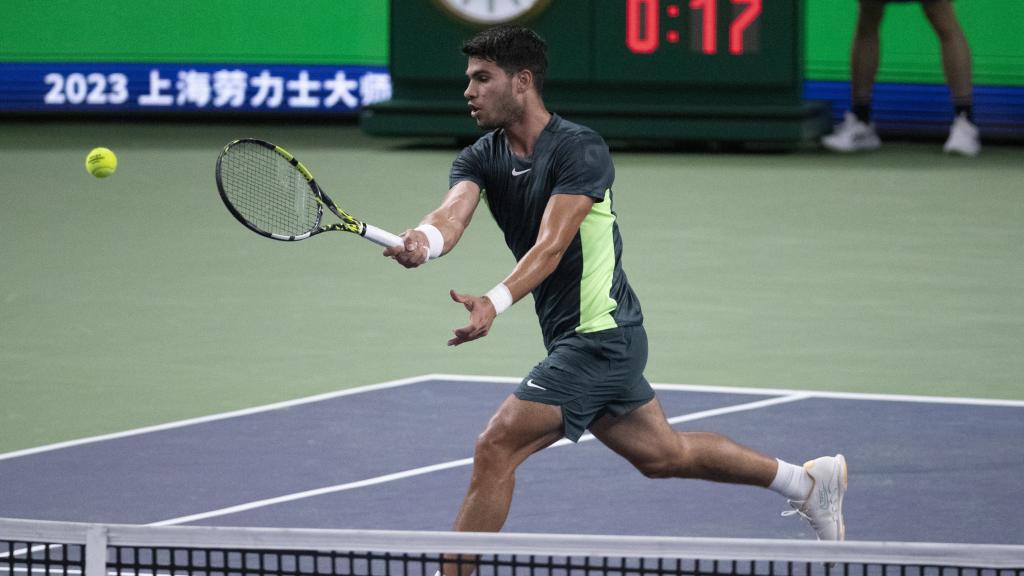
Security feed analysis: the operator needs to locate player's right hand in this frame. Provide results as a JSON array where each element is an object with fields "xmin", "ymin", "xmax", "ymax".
[{"xmin": 384, "ymin": 229, "xmax": 430, "ymax": 268}]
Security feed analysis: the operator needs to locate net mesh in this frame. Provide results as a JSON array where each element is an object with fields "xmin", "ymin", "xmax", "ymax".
[
  {"xmin": 218, "ymin": 141, "xmax": 320, "ymax": 238},
  {"xmin": 2, "ymin": 542, "xmax": 82, "ymax": 576},
  {"xmin": 2, "ymin": 519, "xmax": 1022, "ymax": 576}
]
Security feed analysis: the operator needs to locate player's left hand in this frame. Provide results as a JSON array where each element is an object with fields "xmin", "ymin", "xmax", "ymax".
[{"xmin": 448, "ymin": 289, "xmax": 496, "ymax": 346}]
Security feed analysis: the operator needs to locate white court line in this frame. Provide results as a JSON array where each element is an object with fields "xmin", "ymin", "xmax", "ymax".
[
  {"xmin": 430, "ymin": 373, "xmax": 1024, "ymax": 408},
  {"xmin": 651, "ymin": 382, "xmax": 1024, "ymax": 408},
  {"xmin": 0, "ymin": 375, "xmax": 437, "ymax": 462},
  {"xmin": 4, "ymin": 373, "xmax": 1022, "ymax": 462},
  {"xmin": 147, "ymin": 393, "xmax": 810, "ymax": 527},
  {"xmin": 147, "ymin": 457, "xmax": 475, "ymax": 527}
]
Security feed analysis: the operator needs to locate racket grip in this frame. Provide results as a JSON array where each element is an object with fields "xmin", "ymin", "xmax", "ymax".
[{"xmin": 362, "ymin": 223, "xmax": 404, "ymax": 248}]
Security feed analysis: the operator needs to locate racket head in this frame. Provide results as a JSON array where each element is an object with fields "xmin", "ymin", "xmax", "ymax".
[{"xmin": 216, "ymin": 138, "xmax": 323, "ymax": 241}]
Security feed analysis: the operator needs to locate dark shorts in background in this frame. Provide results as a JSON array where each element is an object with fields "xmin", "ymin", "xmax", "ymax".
[{"xmin": 514, "ymin": 324, "xmax": 655, "ymax": 442}]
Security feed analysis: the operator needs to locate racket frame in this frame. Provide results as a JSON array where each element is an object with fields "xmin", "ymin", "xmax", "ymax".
[{"xmin": 216, "ymin": 138, "xmax": 401, "ymax": 247}]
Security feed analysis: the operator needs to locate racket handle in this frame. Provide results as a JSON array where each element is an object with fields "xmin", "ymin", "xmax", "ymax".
[{"xmin": 362, "ymin": 223, "xmax": 404, "ymax": 248}]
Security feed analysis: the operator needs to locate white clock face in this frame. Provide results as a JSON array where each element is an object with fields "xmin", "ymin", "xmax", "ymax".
[{"xmin": 435, "ymin": 0, "xmax": 551, "ymax": 25}]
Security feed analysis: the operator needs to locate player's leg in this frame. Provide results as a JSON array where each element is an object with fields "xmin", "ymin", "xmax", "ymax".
[
  {"xmin": 588, "ymin": 398, "xmax": 777, "ymax": 485},
  {"xmin": 452, "ymin": 395, "xmax": 564, "ymax": 533},
  {"xmin": 442, "ymin": 395, "xmax": 563, "ymax": 576},
  {"xmin": 922, "ymin": 0, "xmax": 972, "ymax": 108},
  {"xmin": 450, "ymin": 328, "xmax": 625, "ymax": 545},
  {"xmin": 585, "ymin": 325, "xmax": 778, "ymax": 486},
  {"xmin": 922, "ymin": 0, "xmax": 980, "ymax": 155},
  {"xmin": 590, "ymin": 399, "xmax": 847, "ymax": 541}
]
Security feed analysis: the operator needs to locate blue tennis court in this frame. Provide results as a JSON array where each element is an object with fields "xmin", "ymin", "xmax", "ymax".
[{"xmin": 2, "ymin": 375, "xmax": 1021, "ymax": 545}]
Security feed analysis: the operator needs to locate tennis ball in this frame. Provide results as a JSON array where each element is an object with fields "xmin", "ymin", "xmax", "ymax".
[{"xmin": 86, "ymin": 147, "xmax": 117, "ymax": 178}]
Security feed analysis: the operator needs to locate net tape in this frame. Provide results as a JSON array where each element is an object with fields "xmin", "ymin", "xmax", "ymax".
[{"xmin": 2, "ymin": 518, "xmax": 1021, "ymax": 576}]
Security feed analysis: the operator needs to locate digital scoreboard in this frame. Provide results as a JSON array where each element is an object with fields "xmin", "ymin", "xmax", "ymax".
[
  {"xmin": 362, "ymin": 0, "xmax": 830, "ymax": 144},
  {"xmin": 626, "ymin": 0, "xmax": 763, "ymax": 56},
  {"xmin": 602, "ymin": 0, "xmax": 780, "ymax": 83}
]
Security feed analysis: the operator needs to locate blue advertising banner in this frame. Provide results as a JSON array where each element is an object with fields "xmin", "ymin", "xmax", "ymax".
[{"xmin": 0, "ymin": 62, "xmax": 392, "ymax": 115}]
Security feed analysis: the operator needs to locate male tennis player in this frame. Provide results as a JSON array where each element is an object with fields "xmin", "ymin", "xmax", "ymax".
[{"xmin": 384, "ymin": 25, "xmax": 846, "ymax": 548}]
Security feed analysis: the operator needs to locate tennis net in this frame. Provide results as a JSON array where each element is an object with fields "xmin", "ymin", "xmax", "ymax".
[{"xmin": 2, "ymin": 517, "xmax": 1021, "ymax": 576}]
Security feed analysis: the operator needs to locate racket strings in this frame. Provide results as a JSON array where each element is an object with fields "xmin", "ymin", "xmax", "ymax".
[{"xmin": 220, "ymin": 143, "xmax": 320, "ymax": 237}]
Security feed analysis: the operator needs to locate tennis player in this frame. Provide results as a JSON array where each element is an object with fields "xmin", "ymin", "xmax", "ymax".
[{"xmin": 385, "ymin": 25, "xmax": 846, "ymax": 552}]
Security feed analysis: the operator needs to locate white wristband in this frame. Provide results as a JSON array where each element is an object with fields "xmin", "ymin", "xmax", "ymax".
[
  {"xmin": 484, "ymin": 283, "xmax": 513, "ymax": 315},
  {"xmin": 415, "ymin": 224, "xmax": 444, "ymax": 260}
]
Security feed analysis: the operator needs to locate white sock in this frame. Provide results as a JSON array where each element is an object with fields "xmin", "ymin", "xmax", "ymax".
[{"xmin": 769, "ymin": 459, "xmax": 813, "ymax": 501}]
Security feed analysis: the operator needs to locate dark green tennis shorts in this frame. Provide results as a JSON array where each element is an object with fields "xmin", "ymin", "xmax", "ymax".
[{"xmin": 514, "ymin": 324, "xmax": 655, "ymax": 442}]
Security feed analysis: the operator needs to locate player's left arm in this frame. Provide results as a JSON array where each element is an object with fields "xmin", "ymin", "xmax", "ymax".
[{"xmin": 448, "ymin": 193, "xmax": 595, "ymax": 346}]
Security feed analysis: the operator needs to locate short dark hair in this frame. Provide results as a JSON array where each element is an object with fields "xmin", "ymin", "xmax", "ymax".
[{"xmin": 462, "ymin": 26, "xmax": 548, "ymax": 95}]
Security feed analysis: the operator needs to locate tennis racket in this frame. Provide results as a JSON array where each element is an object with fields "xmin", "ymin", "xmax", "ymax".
[{"xmin": 215, "ymin": 138, "xmax": 403, "ymax": 247}]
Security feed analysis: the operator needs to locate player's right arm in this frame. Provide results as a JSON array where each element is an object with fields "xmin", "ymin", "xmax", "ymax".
[{"xmin": 384, "ymin": 180, "xmax": 481, "ymax": 268}]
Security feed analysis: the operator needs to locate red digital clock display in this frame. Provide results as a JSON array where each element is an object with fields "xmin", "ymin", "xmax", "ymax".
[
  {"xmin": 591, "ymin": 0, "xmax": 793, "ymax": 87},
  {"xmin": 625, "ymin": 0, "xmax": 762, "ymax": 56}
]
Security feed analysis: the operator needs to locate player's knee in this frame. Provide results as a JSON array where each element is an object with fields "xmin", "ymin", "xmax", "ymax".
[
  {"xmin": 472, "ymin": 428, "xmax": 514, "ymax": 474},
  {"xmin": 635, "ymin": 458, "xmax": 676, "ymax": 479},
  {"xmin": 632, "ymin": 444, "xmax": 685, "ymax": 478},
  {"xmin": 632, "ymin": 436, "xmax": 692, "ymax": 479}
]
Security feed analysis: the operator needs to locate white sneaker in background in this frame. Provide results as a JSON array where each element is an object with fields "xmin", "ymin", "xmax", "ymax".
[
  {"xmin": 822, "ymin": 112, "xmax": 881, "ymax": 153},
  {"xmin": 943, "ymin": 113, "xmax": 981, "ymax": 157}
]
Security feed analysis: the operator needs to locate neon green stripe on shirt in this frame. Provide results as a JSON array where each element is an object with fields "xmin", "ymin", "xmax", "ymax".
[{"xmin": 577, "ymin": 189, "xmax": 619, "ymax": 333}]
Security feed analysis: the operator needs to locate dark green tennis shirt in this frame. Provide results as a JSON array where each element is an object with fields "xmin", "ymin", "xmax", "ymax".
[{"xmin": 449, "ymin": 114, "xmax": 643, "ymax": 349}]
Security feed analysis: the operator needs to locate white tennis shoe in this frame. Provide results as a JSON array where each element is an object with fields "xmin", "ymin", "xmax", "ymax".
[
  {"xmin": 943, "ymin": 113, "xmax": 981, "ymax": 157},
  {"xmin": 783, "ymin": 454, "xmax": 848, "ymax": 541},
  {"xmin": 822, "ymin": 112, "xmax": 881, "ymax": 153}
]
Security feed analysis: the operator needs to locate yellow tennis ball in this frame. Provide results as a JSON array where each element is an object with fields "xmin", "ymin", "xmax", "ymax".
[{"xmin": 86, "ymin": 147, "xmax": 117, "ymax": 178}]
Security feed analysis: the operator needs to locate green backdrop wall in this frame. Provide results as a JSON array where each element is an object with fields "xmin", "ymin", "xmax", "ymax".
[
  {"xmin": 0, "ymin": 1, "xmax": 388, "ymax": 66},
  {"xmin": 2, "ymin": 1, "xmax": 1020, "ymax": 85},
  {"xmin": 806, "ymin": 0, "xmax": 1022, "ymax": 86}
]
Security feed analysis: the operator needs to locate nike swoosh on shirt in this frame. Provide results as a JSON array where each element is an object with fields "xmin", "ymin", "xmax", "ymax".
[{"xmin": 512, "ymin": 168, "xmax": 532, "ymax": 176}]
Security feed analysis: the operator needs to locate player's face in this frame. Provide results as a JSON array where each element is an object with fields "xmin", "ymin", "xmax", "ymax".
[{"xmin": 464, "ymin": 57, "xmax": 524, "ymax": 129}]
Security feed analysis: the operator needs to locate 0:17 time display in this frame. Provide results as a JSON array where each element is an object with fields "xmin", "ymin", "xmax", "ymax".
[{"xmin": 626, "ymin": 0, "xmax": 763, "ymax": 56}]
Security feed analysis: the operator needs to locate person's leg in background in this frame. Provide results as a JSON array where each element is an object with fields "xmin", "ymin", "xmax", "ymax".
[{"xmin": 923, "ymin": 0, "xmax": 980, "ymax": 156}]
